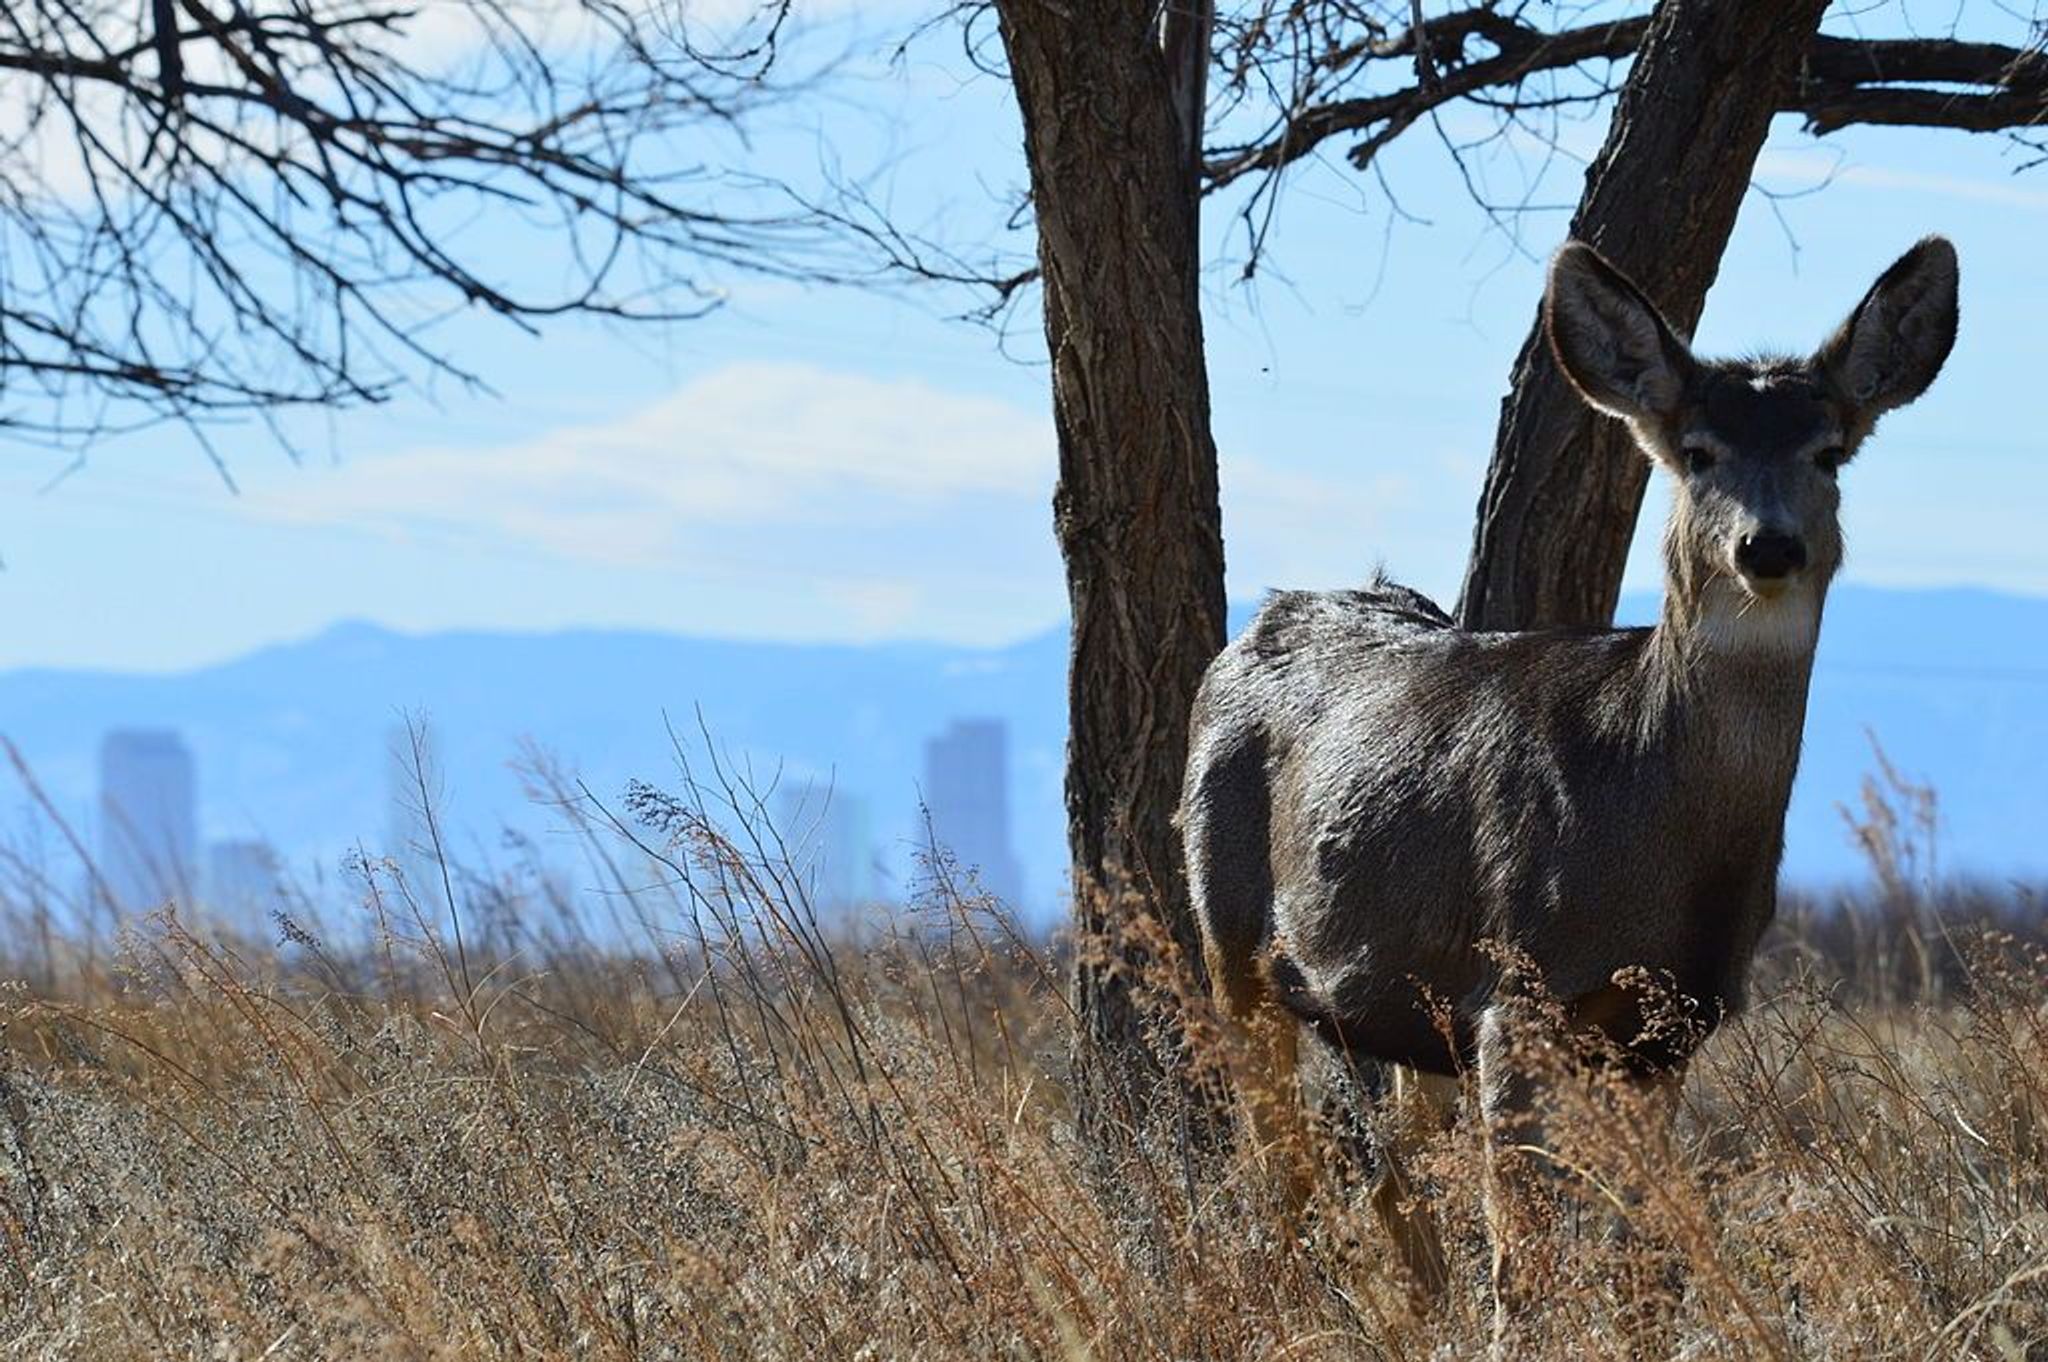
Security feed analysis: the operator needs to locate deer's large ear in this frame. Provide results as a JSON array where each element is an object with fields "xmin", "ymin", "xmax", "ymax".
[
  {"xmin": 1545, "ymin": 242, "xmax": 1694, "ymax": 423},
  {"xmin": 1815, "ymin": 236, "xmax": 1958, "ymax": 420}
]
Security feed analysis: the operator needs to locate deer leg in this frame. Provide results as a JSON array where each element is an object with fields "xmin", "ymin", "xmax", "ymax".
[
  {"xmin": 1480, "ymin": 987, "xmax": 1695, "ymax": 1358},
  {"xmin": 1367, "ymin": 1064, "xmax": 1459, "ymax": 1303},
  {"xmin": 1607, "ymin": 1063, "xmax": 1690, "ymax": 1354},
  {"xmin": 1204, "ymin": 941, "xmax": 1308, "ymax": 1216},
  {"xmin": 1476, "ymin": 999, "xmax": 1556, "ymax": 1360}
]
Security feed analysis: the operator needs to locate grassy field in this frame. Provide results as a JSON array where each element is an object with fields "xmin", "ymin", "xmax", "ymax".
[{"xmin": 0, "ymin": 761, "xmax": 2042, "ymax": 1359}]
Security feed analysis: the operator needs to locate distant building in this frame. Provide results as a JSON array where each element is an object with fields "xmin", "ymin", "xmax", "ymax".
[
  {"xmin": 207, "ymin": 839, "xmax": 282, "ymax": 938},
  {"xmin": 922, "ymin": 718, "xmax": 1024, "ymax": 907},
  {"xmin": 775, "ymin": 780, "xmax": 876, "ymax": 916},
  {"xmin": 98, "ymin": 729, "xmax": 198, "ymax": 912}
]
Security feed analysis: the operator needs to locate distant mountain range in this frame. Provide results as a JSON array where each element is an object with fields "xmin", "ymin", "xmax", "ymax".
[{"xmin": 2, "ymin": 584, "xmax": 2042, "ymax": 928}]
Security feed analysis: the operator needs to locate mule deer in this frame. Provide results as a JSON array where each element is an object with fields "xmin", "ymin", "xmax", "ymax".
[{"xmin": 1182, "ymin": 237, "xmax": 1958, "ymax": 1330}]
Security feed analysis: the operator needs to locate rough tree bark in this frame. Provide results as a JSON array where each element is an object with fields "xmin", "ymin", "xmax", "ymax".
[
  {"xmin": 1457, "ymin": 0, "xmax": 1832, "ymax": 630},
  {"xmin": 992, "ymin": 1, "xmax": 1225, "ymax": 1114}
]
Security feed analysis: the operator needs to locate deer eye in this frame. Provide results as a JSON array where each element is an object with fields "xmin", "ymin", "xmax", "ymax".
[
  {"xmin": 1814, "ymin": 445, "xmax": 1846, "ymax": 475},
  {"xmin": 1681, "ymin": 445, "xmax": 1716, "ymax": 476}
]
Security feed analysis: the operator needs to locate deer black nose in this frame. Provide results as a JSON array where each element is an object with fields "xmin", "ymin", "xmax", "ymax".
[{"xmin": 1736, "ymin": 532, "xmax": 1807, "ymax": 580}]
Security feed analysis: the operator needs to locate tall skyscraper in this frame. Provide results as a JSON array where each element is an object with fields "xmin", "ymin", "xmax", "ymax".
[
  {"xmin": 775, "ymin": 779, "xmax": 876, "ymax": 916},
  {"xmin": 98, "ymin": 729, "xmax": 198, "ymax": 912},
  {"xmin": 922, "ymin": 718, "xmax": 1024, "ymax": 908}
]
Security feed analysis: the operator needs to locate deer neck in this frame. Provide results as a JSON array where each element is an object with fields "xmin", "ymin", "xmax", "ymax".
[{"xmin": 1642, "ymin": 563, "xmax": 1825, "ymax": 784}]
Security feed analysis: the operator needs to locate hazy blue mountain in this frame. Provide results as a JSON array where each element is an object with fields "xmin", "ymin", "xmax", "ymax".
[{"xmin": 1, "ymin": 584, "xmax": 2041, "ymax": 930}]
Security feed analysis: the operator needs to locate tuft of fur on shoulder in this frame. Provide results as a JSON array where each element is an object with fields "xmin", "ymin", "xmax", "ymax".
[
  {"xmin": 1245, "ymin": 573, "xmax": 1455, "ymax": 659},
  {"xmin": 1358, "ymin": 568, "xmax": 1457, "ymax": 628}
]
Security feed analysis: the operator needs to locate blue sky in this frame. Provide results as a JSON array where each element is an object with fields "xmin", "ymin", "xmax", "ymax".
[{"xmin": 4, "ymin": 4, "xmax": 2045, "ymax": 673}]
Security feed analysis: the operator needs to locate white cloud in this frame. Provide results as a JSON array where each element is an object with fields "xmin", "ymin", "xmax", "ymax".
[
  {"xmin": 252, "ymin": 361, "xmax": 1051, "ymax": 566},
  {"xmin": 239, "ymin": 359, "xmax": 1417, "ymax": 639}
]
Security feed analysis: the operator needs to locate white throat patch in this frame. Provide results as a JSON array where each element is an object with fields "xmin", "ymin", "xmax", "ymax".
[{"xmin": 1693, "ymin": 582, "xmax": 1822, "ymax": 657}]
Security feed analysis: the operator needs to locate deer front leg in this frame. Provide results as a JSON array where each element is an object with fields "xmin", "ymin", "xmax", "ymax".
[
  {"xmin": 1605, "ymin": 1062, "xmax": 1691, "ymax": 1353},
  {"xmin": 1479, "ymin": 990, "xmax": 1694, "ymax": 1357},
  {"xmin": 1476, "ymin": 998, "xmax": 1557, "ymax": 1359}
]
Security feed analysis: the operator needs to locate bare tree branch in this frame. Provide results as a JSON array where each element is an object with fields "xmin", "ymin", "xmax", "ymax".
[
  {"xmin": 1206, "ymin": 13, "xmax": 1646, "ymax": 188},
  {"xmin": 0, "ymin": 0, "xmax": 827, "ymax": 449},
  {"xmin": 1796, "ymin": 36, "xmax": 2048, "ymax": 133},
  {"xmin": 1206, "ymin": 8, "xmax": 2048, "ymax": 195}
]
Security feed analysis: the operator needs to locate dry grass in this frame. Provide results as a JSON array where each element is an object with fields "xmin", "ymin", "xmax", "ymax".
[{"xmin": 0, "ymin": 753, "xmax": 2043, "ymax": 1359}]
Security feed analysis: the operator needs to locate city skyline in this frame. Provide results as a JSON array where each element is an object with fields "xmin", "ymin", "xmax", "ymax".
[
  {"xmin": 56, "ymin": 701, "xmax": 1040, "ymax": 932},
  {"xmin": 6, "ymin": 585, "xmax": 2037, "ymax": 932},
  {"xmin": 96, "ymin": 729, "xmax": 198, "ymax": 916},
  {"xmin": 923, "ymin": 718, "xmax": 1026, "ymax": 910},
  {"xmin": 93, "ymin": 727, "xmax": 289, "ymax": 935}
]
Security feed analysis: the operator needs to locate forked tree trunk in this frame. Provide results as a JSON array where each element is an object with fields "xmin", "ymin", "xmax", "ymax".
[
  {"xmin": 1458, "ymin": 0, "xmax": 1831, "ymax": 630},
  {"xmin": 993, "ymin": 1, "xmax": 1225, "ymax": 1119}
]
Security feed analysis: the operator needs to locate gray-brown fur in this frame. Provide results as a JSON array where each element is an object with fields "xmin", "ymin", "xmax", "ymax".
[{"xmin": 1182, "ymin": 236, "xmax": 1958, "ymax": 1317}]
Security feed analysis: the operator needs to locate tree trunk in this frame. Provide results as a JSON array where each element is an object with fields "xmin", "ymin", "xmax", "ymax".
[
  {"xmin": 1458, "ymin": 0, "xmax": 1830, "ymax": 631},
  {"xmin": 993, "ymin": 1, "xmax": 1225, "ymax": 1119}
]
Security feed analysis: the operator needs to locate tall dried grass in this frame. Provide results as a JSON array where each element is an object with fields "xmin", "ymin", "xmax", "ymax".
[{"xmin": 0, "ymin": 747, "xmax": 2042, "ymax": 1359}]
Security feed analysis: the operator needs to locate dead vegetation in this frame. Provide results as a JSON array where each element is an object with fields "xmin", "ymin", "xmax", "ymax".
[{"xmin": 0, "ymin": 754, "xmax": 2042, "ymax": 1359}]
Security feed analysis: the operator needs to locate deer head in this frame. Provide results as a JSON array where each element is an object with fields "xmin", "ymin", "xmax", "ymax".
[{"xmin": 1545, "ymin": 237, "xmax": 1958, "ymax": 650}]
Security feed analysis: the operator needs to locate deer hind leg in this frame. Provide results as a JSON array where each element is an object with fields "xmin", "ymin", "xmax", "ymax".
[
  {"xmin": 1368, "ymin": 1064, "xmax": 1459, "ymax": 1302},
  {"xmin": 1203, "ymin": 940, "xmax": 1307, "ymax": 1214}
]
